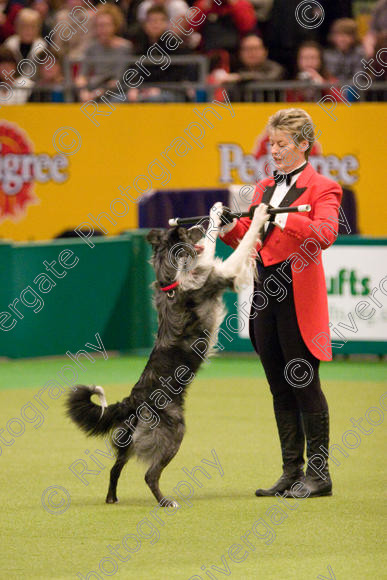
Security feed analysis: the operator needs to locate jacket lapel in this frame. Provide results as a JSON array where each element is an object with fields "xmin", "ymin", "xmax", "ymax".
[
  {"xmin": 278, "ymin": 183, "xmax": 307, "ymax": 209},
  {"xmin": 258, "ymin": 163, "xmax": 315, "ymax": 244},
  {"xmin": 261, "ymin": 184, "xmax": 276, "ymax": 205},
  {"xmin": 259, "ymin": 184, "xmax": 276, "ymax": 240}
]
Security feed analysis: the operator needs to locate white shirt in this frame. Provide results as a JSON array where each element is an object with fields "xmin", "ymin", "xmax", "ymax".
[
  {"xmin": 267, "ymin": 161, "xmax": 308, "ymax": 231},
  {"xmin": 221, "ymin": 161, "xmax": 307, "ymax": 235}
]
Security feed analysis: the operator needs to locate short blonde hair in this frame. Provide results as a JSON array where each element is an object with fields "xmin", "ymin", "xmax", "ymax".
[
  {"xmin": 96, "ymin": 4, "xmax": 125, "ymax": 35},
  {"xmin": 267, "ymin": 108, "xmax": 316, "ymax": 159},
  {"xmin": 16, "ymin": 8, "xmax": 41, "ymax": 32}
]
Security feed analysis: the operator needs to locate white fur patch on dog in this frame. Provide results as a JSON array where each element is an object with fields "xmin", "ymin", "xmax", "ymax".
[{"xmin": 93, "ymin": 385, "xmax": 108, "ymax": 417}]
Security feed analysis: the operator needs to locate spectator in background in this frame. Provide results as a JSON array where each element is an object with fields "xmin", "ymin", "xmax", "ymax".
[
  {"xmin": 192, "ymin": 0, "xmax": 257, "ymax": 59},
  {"xmin": 366, "ymin": 30, "xmax": 387, "ymax": 102},
  {"xmin": 0, "ymin": 0, "xmax": 26, "ymax": 43},
  {"xmin": 251, "ymin": 0, "xmax": 273, "ymax": 20},
  {"xmin": 117, "ymin": 0, "xmax": 142, "ymax": 39},
  {"xmin": 264, "ymin": 0, "xmax": 317, "ymax": 77},
  {"xmin": 249, "ymin": 0, "xmax": 273, "ymax": 41},
  {"xmin": 53, "ymin": 0, "xmax": 95, "ymax": 72},
  {"xmin": 28, "ymin": 49, "xmax": 69, "ymax": 102},
  {"xmin": 0, "ymin": 45, "xmax": 33, "ymax": 102},
  {"xmin": 363, "ymin": 0, "xmax": 387, "ymax": 58},
  {"xmin": 29, "ymin": 0, "xmax": 55, "ymax": 38},
  {"xmin": 128, "ymin": 6, "xmax": 193, "ymax": 102},
  {"xmin": 76, "ymin": 4, "xmax": 132, "ymax": 103},
  {"xmin": 0, "ymin": 0, "xmax": 10, "ymax": 42},
  {"xmin": 287, "ymin": 41, "xmax": 336, "ymax": 102},
  {"xmin": 324, "ymin": 18, "xmax": 365, "ymax": 82},
  {"xmin": 137, "ymin": 0, "xmax": 188, "ymax": 23},
  {"xmin": 4, "ymin": 8, "xmax": 46, "ymax": 62},
  {"xmin": 236, "ymin": 34, "xmax": 284, "ymax": 80},
  {"xmin": 132, "ymin": 4, "xmax": 168, "ymax": 53},
  {"xmin": 209, "ymin": 34, "xmax": 284, "ymax": 101},
  {"xmin": 373, "ymin": 31, "xmax": 387, "ymax": 82},
  {"xmin": 263, "ymin": 0, "xmax": 351, "ymax": 76},
  {"xmin": 133, "ymin": 5, "xmax": 194, "ymax": 55}
]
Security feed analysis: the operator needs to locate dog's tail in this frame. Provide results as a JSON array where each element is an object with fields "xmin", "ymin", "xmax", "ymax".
[{"xmin": 66, "ymin": 385, "xmax": 123, "ymax": 437}]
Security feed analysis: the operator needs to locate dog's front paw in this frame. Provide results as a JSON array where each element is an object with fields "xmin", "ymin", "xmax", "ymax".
[
  {"xmin": 251, "ymin": 203, "xmax": 270, "ymax": 230},
  {"xmin": 209, "ymin": 201, "xmax": 223, "ymax": 229}
]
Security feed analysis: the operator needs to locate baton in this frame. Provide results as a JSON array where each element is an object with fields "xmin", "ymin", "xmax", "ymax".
[{"xmin": 168, "ymin": 204, "xmax": 311, "ymax": 227}]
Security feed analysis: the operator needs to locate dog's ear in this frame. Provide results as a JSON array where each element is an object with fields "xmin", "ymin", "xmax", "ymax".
[
  {"xmin": 147, "ymin": 229, "xmax": 164, "ymax": 248},
  {"xmin": 170, "ymin": 226, "xmax": 186, "ymax": 241},
  {"xmin": 187, "ymin": 225, "xmax": 205, "ymax": 244}
]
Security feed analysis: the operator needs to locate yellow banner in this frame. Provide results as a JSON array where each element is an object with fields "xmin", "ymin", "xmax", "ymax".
[{"xmin": 0, "ymin": 102, "xmax": 385, "ymax": 240}]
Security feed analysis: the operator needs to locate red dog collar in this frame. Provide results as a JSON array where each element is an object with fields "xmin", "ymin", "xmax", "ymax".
[{"xmin": 160, "ymin": 281, "xmax": 180, "ymax": 292}]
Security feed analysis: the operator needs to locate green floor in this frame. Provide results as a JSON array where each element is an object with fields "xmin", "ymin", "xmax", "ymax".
[{"xmin": 0, "ymin": 355, "xmax": 386, "ymax": 579}]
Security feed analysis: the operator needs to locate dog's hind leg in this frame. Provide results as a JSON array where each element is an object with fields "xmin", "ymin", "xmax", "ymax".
[
  {"xmin": 144, "ymin": 424, "xmax": 185, "ymax": 507},
  {"xmin": 106, "ymin": 445, "xmax": 133, "ymax": 504}
]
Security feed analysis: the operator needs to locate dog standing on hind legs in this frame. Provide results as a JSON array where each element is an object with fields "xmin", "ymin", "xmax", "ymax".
[{"xmin": 66, "ymin": 202, "xmax": 269, "ymax": 506}]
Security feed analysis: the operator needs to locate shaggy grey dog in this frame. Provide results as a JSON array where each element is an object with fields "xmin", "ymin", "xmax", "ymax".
[{"xmin": 66, "ymin": 202, "xmax": 268, "ymax": 506}]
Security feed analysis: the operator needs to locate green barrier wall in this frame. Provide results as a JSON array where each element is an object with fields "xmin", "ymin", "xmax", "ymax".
[
  {"xmin": 0, "ymin": 232, "xmax": 157, "ymax": 359},
  {"xmin": 1, "ymin": 233, "xmax": 386, "ymax": 359}
]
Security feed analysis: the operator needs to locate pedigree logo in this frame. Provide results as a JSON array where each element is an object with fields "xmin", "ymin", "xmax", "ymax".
[
  {"xmin": 218, "ymin": 130, "xmax": 359, "ymax": 186},
  {"xmin": 0, "ymin": 122, "xmax": 69, "ymax": 222}
]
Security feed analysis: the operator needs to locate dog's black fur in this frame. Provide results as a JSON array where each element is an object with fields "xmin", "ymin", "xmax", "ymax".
[{"xmin": 67, "ymin": 204, "xmax": 266, "ymax": 506}]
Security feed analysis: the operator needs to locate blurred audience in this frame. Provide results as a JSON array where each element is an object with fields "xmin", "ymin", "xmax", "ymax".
[
  {"xmin": 4, "ymin": 7, "xmax": 45, "ymax": 62},
  {"xmin": 53, "ymin": 0, "xmax": 95, "ymax": 64},
  {"xmin": 137, "ymin": 0, "xmax": 188, "ymax": 23},
  {"xmin": 264, "ymin": 0, "xmax": 318, "ymax": 76},
  {"xmin": 0, "ymin": 45, "xmax": 33, "ymax": 102},
  {"xmin": 132, "ymin": 4, "xmax": 168, "ymax": 53},
  {"xmin": 287, "ymin": 41, "xmax": 337, "ymax": 102},
  {"xmin": 128, "ymin": 6, "xmax": 193, "ymax": 103},
  {"xmin": 76, "ymin": 4, "xmax": 132, "ymax": 102},
  {"xmin": 363, "ymin": 0, "xmax": 387, "ymax": 58},
  {"xmin": 0, "ymin": 0, "xmax": 26, "ymax": 43},
  {"xmin": 366, "ymin": 30, "xmax": 387, "ymax": 102},
  {"xmin": 0, "ymin": 0, "xmax": 385, "ymax": 103},
  {"xmin": 29, "ymin": 0, "xmax": 55, "ymax": 38},
  {"xmin": 116, "ymin": 0, "xmax": 142, "ymax": 39},
  {"xmin": 324, "ymin": 18, "xmax": 365, "ymax": 81},
  {"xmin": 236, "ymin": 34, "xmax": 284, "ymax": 80},
  {"xmin": 28, "ymin": 48, "xmax": 68, "ymax": 102},
  {"xmin": 209, "ymin": 34, "xmax": 284, "ymax": 101},
  {"xmin": 192, "ymin": 0, "xmax": 257, "ymax": 56}
]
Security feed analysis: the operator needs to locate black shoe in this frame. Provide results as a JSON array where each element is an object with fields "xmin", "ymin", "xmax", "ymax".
[
  {"xmin": 289, "ymin": 410, "xmax": 332, "ymax": 498},
  {"xmin": 255, "ymin": 470, "xmax": 305, "ymax": 496},
  {"xmin": 255, "ymin": 408, "xmax": 305, "ymax": 497},
  {"xmin": 289, "ymin": 475, "xmax": 332, "ymax": 498}
]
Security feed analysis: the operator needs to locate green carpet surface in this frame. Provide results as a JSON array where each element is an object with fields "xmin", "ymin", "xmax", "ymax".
[{"xmin": 0, "ymin": 355, "xmax": 386, "ymax": 579}]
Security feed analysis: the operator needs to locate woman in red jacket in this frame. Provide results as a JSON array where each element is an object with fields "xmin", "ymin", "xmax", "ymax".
[{"xmin": 220, "ymin": 108, "xmax": 342, "ymax": 498}]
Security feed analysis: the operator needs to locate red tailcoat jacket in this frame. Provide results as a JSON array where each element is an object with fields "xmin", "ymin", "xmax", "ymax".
[{"xmin": 221, "ymin": 163, "xmax": 342, "ymax": 361}]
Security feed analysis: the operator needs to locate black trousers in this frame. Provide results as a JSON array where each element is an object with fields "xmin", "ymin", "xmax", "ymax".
[{"xmin": 250, "ymin": 260, "xmax": 328, "ymax": 414}]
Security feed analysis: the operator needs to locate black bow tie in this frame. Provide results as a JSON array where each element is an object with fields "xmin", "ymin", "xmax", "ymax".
[{"xmin": 274, "ymin": 163, "xmax": 307, "ymax": 186}]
